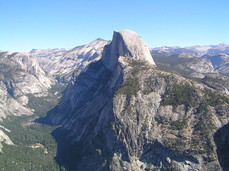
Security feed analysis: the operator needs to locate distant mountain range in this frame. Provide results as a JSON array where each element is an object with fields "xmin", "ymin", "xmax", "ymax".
[
  {"xmin": 30, "ymin": 38, "xmax": 109, "ymax": 83},
  {"xmin": 151, "ymin": 43, "xmax": 229, "ymax": 57},
  {"xmin": 151, "ymin": 44, "xmax": 229, "ymax": 77},
  {"xmin": 0, "ymin": 33, "xmax": 229, "ymax": 170}
]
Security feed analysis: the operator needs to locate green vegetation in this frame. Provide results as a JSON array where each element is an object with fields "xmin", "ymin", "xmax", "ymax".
[
  {"xmin": 204, "ymin": 88, "xmax": 229, "ymax": 106},
  {"xmin": 129, "ymin": 60, "xmax": 148, "ymax": 75},
  {"xmin": 161, "ymin": 83, "xmax": 197, "ymax": 109},
  {"xmin": 117, "ymin": 79, "xmax": 140, "ymax": 96},
  {"xmin": 0, "ymin": 116, "xmax": 65, "ymax": 171},
  {"xmin": 117, "ymin": 60, "xmax": 148, "ymax": 96},
  {"xmin": 153, "ymin": 54, "xmax": 197, "ymax": 78},
  {"xmin": 192, "ymin": 103, "xmax": 216, "ymax": 154},
  {"xmin": 27, "ymin": 84, "xmax": 65, "ymax": 116},
  {"xmin": 191, "ymin": 89, "xmax": 229, "ymax": 156},
  {"xmin": 48, "ymin": 84, "xmax": 66, "ymax": 96},
  {"xmin": 170, "ymin": 119, "xmax": 188, "ymax": 130},
  {"xmin": 201, "ymin": 76, "xmax": 229, "ymax": 92},
  {"xmin": 144, "ymin": 162, "xmax": 182, "ymax": 171},
  {"xmin": 0, "ymin": 83, "xmax": 67, "ymax": 171},
  {"xmin": 194, "ymin": 90, "xmax": 226, "ymax": 157},
  {"xmin": 27, "ymin": 94, "xmax": 58, "ymax": 116},
  {"xmin": 160, "ymin": 82, "xmax": 229, "ymax": 157},
  {"xmin": 155, "ymin": 116, "xmax": 189, "ymax": 131}
]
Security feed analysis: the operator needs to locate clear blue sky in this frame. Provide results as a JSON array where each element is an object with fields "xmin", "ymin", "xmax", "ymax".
[{"xmin": 1, "ymin": 0, "xmax": 229, "ymax": 52}]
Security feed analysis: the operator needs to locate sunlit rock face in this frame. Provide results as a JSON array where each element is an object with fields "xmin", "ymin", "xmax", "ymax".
[
  {"xmin": 102, "ymin": 30, "xmax": 155, "ymax": 70},
  {"xmin": 31, "ymin": 39, "xmax": 109, "ymax": 83},
  {"xmin": 0, "ymin": 51, "xmax": 53, "ymax": 105}
]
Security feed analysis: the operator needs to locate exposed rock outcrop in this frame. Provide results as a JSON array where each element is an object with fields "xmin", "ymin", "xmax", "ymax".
[
  {"xmin": 201, "ymin": 53, "xmax": 229, "ymax": 75},
  {"xmin": 0, "ymin": 129, "xmax": 14, "ymax": 152},
  {"xmin": 102, "ymin": 30, "xmax": 155, "ymax": 70},
  {"xmin": 0, "ymin": 81, "xmax": 32, "ymax": 152},
  {"xmin": 31, "ymin": 39, "xmax": 109, "ymax": 83},
  {"xmin": 0, "ymin": 81, "xmax": 32, "ymax": 120},
  {"xmin": 46, "ymin": 30, "xmax": 229, "ymax": 171},
  {"xmin": 152, "ymin": 52, "xmax": 215, "ymax": 79},
  {"xmin": 0, "ymin": 51, "xmax": 53, "ymax": 105}
]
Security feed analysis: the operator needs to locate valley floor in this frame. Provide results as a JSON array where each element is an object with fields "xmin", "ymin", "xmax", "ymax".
[{"xmin": 0, "ymin": 115, "xmax": 65, "ymax": 171}]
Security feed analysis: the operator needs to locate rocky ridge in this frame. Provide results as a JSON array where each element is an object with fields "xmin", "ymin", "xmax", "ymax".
[
  {"xmin": 151, "ymin": 44, "xmax": 229, "ymax": 77},
  {"xmin": 0, "ymin": 51, "xmax": 51, "ymax": 152},
  {"xmin": 46, "ymin": 30, "xmax": 229, "ymax": 170},
  {"xmin": 0, "ymin": 81, "xmax": 32, "ymax": 152},
  {"xmin": 0, "ymin": 29, "xmax": 229, "ymax": 170},
  {"xmin": 151, "ymin": 49, "xmax": 229, "ymax": 95},
  {"xmin": 0, "ymin": 39, "xmax": 109, "ymax": 153},
  {"xmin": 152, "ymin": 53, "xmax": 216, "ymax": 79},
  {"xmin": 0, "ymin": 51, "xmax": 53, "ymax": 105},
  {"xmin": 31, "ymin": 39, "xmax": 109, "ymax": 83},
  {"xmin": 151, "ymin": 43, "xmax": 229, "ymax": 57},
  {"xmin": 0, "ymin": 81, "xmax": 32, "ymax": 120},
  {"xmin": 201, "ymin": 53, "xmax": 229, "ymax": 75}
]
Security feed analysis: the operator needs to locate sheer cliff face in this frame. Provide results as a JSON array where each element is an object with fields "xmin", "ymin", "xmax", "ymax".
[
  {"xmin": 47, "ymin": 30, "xmax": 155, "ymax": 126},
  {"xmin": 47, "ymin": 30, "xmax": 229, "ymax": 171},
  {"xmin": 0, "ymin": 81, "xmax": 32, "ymax": 120},
  {"xmin": 102, "ymin": 30, "xmax": 155, "ymax": 71}
]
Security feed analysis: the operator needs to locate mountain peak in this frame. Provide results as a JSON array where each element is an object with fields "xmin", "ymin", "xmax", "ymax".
[{"xmin": 102, "ymin": 30, "xmax": 155, "ymax": 70}]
